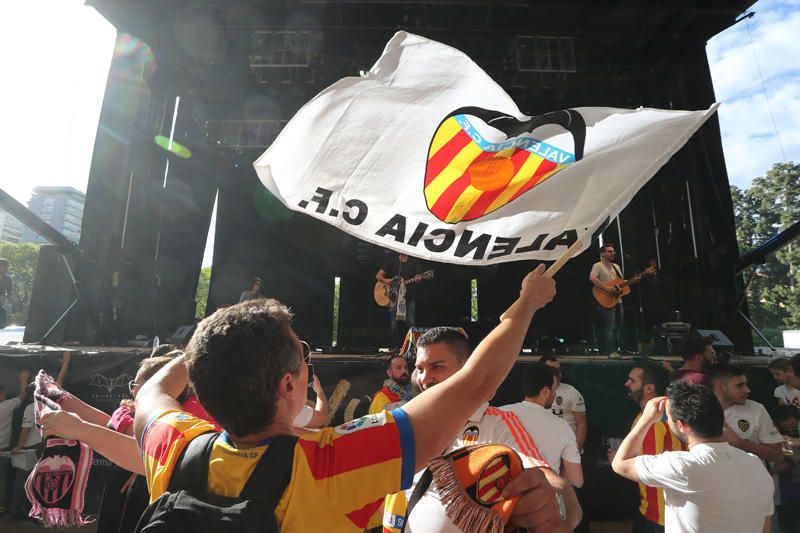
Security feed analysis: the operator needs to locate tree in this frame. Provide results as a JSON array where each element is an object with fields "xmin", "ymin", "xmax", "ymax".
[
  {"xmin": 0, "ymin": 241, "xmax": 41, "ymax": 325},
  {"xmin": 731, "ymin": 162, "xmax": 800, "ymax": 346},
  {"xmin": 195, "ymin": 266, "xmax": 211, "ymax": 319}
]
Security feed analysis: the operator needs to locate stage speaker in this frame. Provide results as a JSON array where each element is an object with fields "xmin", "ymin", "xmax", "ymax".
[
  {"xmin": 166, "ymin": 323, "xmax": 197, "ymax": 346},
  {"xmin": 24, "ymin": 246, "xmax": 74, "ymax": 344},
  {"xmin": 694, "ymin": 329, "xmax": 735, "ymax": 349}
]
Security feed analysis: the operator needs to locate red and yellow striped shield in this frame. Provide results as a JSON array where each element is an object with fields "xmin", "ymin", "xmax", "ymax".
[
  {"xmin": 476, "ymin": 454, "xmax": 514, "ymax": 505},
  {"xmin": 424, "ymin": 107, "xmax": 585, "ymax": 223}
]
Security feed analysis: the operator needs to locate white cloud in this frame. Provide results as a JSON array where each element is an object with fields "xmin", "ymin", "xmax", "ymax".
[{"xmin": 707, "ymin": 0, "xmax": 800, "ymax": 188}]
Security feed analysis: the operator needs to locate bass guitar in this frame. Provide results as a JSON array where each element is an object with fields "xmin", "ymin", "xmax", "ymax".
[
  {"xmin": 592, "ymin": 260, "xmax": 656, "ymax": 309},
  {"xmin": 374, "ymin": 270, "xmax": 434, "ymax": 307}
]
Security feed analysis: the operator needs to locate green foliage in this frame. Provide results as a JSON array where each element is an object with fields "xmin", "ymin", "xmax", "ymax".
[
  {"xmin": 731, "ymin": 162, "xmax": 800, "ymax": 347},
  {"xmin": 195, "ymin": 266, "xmax": 212, "ymax": 319},
  {"xmin": 0, "ymin": 241, "xmax": 41, "ymax": 325}
]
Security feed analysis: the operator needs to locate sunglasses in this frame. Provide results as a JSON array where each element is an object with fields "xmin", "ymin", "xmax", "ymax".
[
  {"xmin": 128, "ymin": 380, "xmax": 140, "ymax": 394},
  {"xmin": 300, "ymin": 340, "xmax": 315, "ymax": 387}
]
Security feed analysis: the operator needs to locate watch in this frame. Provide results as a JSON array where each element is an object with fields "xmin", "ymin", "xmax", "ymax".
[{"xmin": 555, "ymin": 491, "xmax": 567, "ymax": 521}]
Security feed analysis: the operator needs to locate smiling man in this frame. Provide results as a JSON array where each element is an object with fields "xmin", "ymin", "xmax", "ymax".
[{"xmin": 382, "ymin": 327, "xmax": 581, "ymax": 533}]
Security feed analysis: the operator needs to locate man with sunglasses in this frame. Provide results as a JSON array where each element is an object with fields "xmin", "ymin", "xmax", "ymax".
[{"xmin": 134, "ymin": 265, "xmax": 577, "ymax": 532}]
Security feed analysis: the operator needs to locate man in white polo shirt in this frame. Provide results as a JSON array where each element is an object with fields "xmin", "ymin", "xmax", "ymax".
[
  {"xmin": 541, "ymin": 356, "xmax": 587, "ymax": 452},
  {"xmin": 708, "ymin": 364, "xmax": 783, "ymax": 463},
  {"xmin": 612, "ymin": 381, "xmax": 773, "ymax": 533},
  {"xmin": 502, "ymin": 362, "xmax": 583, "ymax": 488},
  {"xmin": 382, "ymin": 327, "xmax": 582, "ymax": 533}
]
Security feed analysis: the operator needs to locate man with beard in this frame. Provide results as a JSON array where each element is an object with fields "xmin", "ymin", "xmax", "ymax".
[
  {"xmin": 669, "ymin": 336, "xmax": 715, "ymax": 386},
  {"xmin": 382, "ymin": 327, "xmax": 581, "ymax": 533},
  {"xmin": 370, "ymin": 355, "xmax": 413, "ymax": 414},
  {"xmin": 708, "ymin": 364, "xmax": 783, "ymax": 463},
  {"xmin": 502, "ymin": 363, "xmax": 583, "ymax": 488},
  {"xmin": 616, "ymin": 364, "xmax": 683, "ymax": 533},
  {"xmin": 612, "ymin": 382, "xmax": 773, "ymax": 533}
]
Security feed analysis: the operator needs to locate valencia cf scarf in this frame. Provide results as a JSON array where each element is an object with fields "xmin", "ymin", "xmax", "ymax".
[
  {"xmin": 25, "ymin": 370, "xmax": 93, "ymax": 527},
  {"xmin": 426, "ymin": 444, "xmax": 524, "ymax": 533}
]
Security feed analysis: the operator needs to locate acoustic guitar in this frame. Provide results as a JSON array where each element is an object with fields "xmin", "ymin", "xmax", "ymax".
[
  {"xmin": 374, "ymin": 270, "xmax": 434, "ymax": 307},
  {"xmin": 592, "ymin": 261, "xmax": 656, "ymax": 309}
]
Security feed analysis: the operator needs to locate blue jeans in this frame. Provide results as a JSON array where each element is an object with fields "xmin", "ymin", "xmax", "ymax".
[
  {"xmin": 389, "ymin": 300, "xmax": 415, "ymax": 349},
  {"xmin": 597, "ymin": 303, "xmax": 623, "ymax": 353}
]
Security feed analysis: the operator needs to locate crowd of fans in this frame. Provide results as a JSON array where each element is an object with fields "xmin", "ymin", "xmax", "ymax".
[{"xmin": 0, "ymin": 266, "xmax": 799, "ymax": 532}]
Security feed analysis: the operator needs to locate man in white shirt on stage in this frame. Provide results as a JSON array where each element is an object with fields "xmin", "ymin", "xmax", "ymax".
[
  {"xmin": 541, "ymin": 355, "xmax": 587, "ymax": 452},
  {"xmin": 708, "ymin": 364, "xmax": 783, "ymax": 463},
  {"xmin": 502, "ymin": 362, "xmax": 583, "ymax": 488},
  {"xmin": 612, "ymin": 381, "xmax": 773, "ymax": 533}
]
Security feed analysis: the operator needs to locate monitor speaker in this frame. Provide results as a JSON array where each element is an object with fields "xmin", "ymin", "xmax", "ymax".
[
  {"xmin": 167, "ymin": 323, "xmax": 196, "ymax": 346},
  {"xmin": 693, "ymin": 329, "xmax": 734, "ymax": 349}
]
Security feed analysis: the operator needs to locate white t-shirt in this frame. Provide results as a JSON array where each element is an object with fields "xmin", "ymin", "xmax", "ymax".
[
  {"xmin": 0, "ymin": 397, "xmax": 22, "ymax": 449},
  {"xmin": 20, "ymin": 402, "xmax": 42, "ymax": 448},
  {"xmin": 724, "ymin": 400, "xmax": 783, "ymax": 445},
  {"xmin": 501, "ymin": 401, "xmax": 581, "ymax": 473},
  {"xmin": 396, "ymin": 403, "xmax": 550, "ymax": 533},
  {"xmin": 635, "ymin": 442, "xmax": 773, "ymax": 533},
  {"xmin": 773, "ymin": 384, "xmax": 800, "ymax": 408},
  {"xmin": 551, "ymin": 382, "xmax": 586, "ymax": 435}
]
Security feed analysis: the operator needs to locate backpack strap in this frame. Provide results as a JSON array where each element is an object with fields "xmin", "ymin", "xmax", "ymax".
[
  {"xmin": 167, "ymin": 431, "xmax": 220, "ymax": 494},
  {"xmin": 400, "ymin": 467, "xmax": 433, "ymax": 533},
  {"xmin": 239, "ymin": 434, "xmax": 298, "ymax": 509}
]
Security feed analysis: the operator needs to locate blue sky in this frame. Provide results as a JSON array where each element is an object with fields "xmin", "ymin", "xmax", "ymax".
[
  {"xmin": 0, "ymin": 0, "xmax": 796, "ymax": 266},
  {"xmin": 707, "ymin": 0, "xmax": 800, "ymax": 188}
]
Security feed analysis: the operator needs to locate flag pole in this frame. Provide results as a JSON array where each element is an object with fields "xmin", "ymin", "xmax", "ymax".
[
  {"xmin": 500, "ymin": 236, "xmax": 584, "ymax": 322},
  {"xmin": 544, "ymin": 236, "xmax": 584, "ymax": 278}
]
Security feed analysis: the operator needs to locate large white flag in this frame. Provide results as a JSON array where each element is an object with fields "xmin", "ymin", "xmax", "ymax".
[{"xmin": 254, "ymin": 31, "xmax": 717, "ymax": 265}]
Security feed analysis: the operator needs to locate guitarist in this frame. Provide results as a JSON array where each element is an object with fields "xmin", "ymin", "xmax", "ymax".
[
  {"xmin": 376, "ymin": 253, "xmax": 422, "ymax": 350},
  {"xmin": 589, "ymin": 244, "xmax": 624, "ymax": 355}
]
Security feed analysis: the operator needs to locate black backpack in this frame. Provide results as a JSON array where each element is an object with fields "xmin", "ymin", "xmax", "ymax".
[{"xmin": 135, "ymin": 431, "xmax": 298, "ymax": 533}]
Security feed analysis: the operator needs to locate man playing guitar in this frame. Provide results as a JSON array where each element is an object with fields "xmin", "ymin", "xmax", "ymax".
[
  {"xmin": 589, "ymin": 244, "xmax": 624, "ymax": 355},
  {"xmin": 376, "ymin": 253, "xmax": 422, "ymax": 350}
]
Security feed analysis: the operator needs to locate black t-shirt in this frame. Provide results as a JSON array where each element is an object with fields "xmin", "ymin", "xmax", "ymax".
[{"xmin": 381, "ymin": 257, "xmax": 422, "ymax": 300}]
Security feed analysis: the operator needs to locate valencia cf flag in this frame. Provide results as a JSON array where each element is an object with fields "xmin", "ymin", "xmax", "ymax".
[{"xmin": 254, "ymin": 31, "xmax": 717, "ymax": 265}]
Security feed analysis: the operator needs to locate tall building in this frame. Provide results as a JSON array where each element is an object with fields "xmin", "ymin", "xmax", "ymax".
[
  {"xmin": 0, "ymin": 209, "xmax": 24, "ymax": 243},
  {"xmin": 21, "ymin": 187, "xmax": 86, "ymax": 244}
]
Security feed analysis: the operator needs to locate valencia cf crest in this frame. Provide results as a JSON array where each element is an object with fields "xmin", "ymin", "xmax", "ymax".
[
  {"xmin": 462, "ymin": 425, "xmax": 480, "ymax": 445},
  {"xmin": 555, "ymin": 396, "xmax": 563, "ymax": 406},
  {"xmin": 32, "ymin": 455, "xmax": 76, "ymax": 505},
  {"xmin": 424, "ymin": 107, "xmax": 585, "ymax": 223},
  {"xmin": 737, "ymin": 419, "xmax": 750, "ymax": 433},
  {"xmin": 476, "ymin": 454, "xmax": 514, "ymax": 505}
]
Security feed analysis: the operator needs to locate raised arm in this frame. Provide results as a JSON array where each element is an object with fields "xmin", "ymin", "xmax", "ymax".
[
  {"xmin": 134, "ymin": 355, "xmax": 187, "ymax": 445},
  {"xmin": 59, "ymin": 393, "xmax": 112, "ymax": 427},
  {"xmin": 307, "ymin": 375, "xmax": 330, "ymax": 428},
  {"xmin": 55, "ymin": 352, "xmax": 72, "ymax": 386},
  {"xmin": 40, "ymin": 411, "xmax": 145, "ymax": 475},
  {"xmin": 401, "ymin": 264, "xmax": 555, "ymax": 471},
  {"xmin": 376, "ymin": 268, "xmax": 392, "ymax": 286},
  {"xmin": 612, "ymin": 397, "xmax": 666, "ymax": 482}
]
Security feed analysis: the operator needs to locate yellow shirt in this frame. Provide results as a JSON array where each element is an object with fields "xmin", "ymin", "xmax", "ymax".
[{"xmin": 141, "ymin": 409, "xmax": 415, "ymax": 532}]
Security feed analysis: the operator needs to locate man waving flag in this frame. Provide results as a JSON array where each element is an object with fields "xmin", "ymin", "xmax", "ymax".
[{"xmin": 254, "ymin": 31, "xmax": 717, "ymax": 265}]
